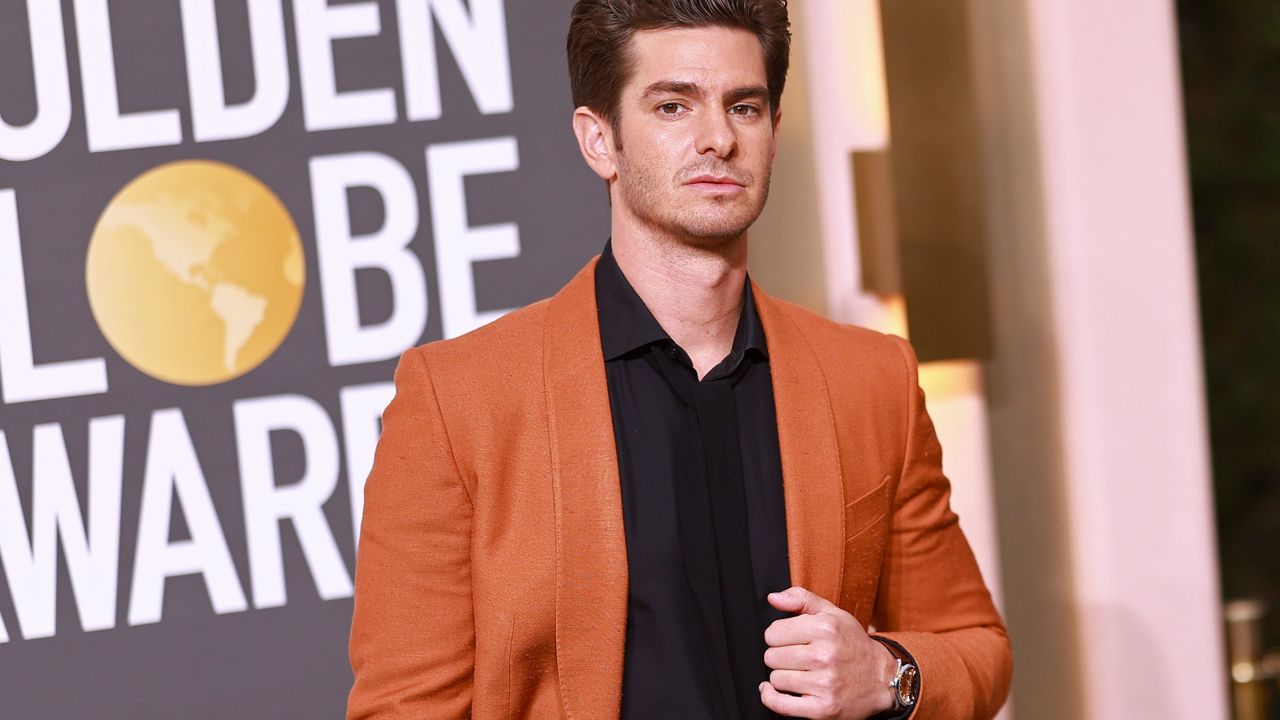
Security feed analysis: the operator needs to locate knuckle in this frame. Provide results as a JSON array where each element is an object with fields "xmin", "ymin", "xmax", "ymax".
[{"xmin": 813, "ymin": 647, "xmax": 835, "ymax": 667}]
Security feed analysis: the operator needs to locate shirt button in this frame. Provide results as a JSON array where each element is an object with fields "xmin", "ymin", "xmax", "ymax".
[{"xmin": 666, "ymin": 347, "xmax": 678, "ymax": 358}]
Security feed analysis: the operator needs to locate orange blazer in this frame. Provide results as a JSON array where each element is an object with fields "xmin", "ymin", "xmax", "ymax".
[{"xmin": 347, "ymin": 258, "xmax": 1012, "ymax": 719}]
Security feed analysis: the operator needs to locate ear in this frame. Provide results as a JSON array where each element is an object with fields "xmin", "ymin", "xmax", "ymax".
[{"xmin": 572, "ymin": 107, "xmax": 618, "ymax": 182}]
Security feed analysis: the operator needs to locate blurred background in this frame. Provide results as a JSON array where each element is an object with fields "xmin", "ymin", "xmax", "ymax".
[
  {"xmin": 750, "ymin": 1, "xmax": 1280, "ymax": 717},
  {"xmin": 0, "ymin": 0, "xmax": 1275, "ymax": 718},
  {"xmin": 1179, "ymin": 2, "xmax": 1280, "ymax": 718}
]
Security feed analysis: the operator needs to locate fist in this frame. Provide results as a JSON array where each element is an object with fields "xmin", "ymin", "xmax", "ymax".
[{"xmin": 758, "ymin": 586, "xmax": 897, "ymax": 719}]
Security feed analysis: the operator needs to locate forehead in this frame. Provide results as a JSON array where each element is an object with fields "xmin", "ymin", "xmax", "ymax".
[{"xmin": 624, "ymin": 26, "xmax": 767, "ymax": 94}]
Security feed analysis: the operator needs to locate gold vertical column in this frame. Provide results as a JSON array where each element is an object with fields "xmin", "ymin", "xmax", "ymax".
[{"xmin": 877, "ymin": 0, "xmax": 992, "ymax": 362}]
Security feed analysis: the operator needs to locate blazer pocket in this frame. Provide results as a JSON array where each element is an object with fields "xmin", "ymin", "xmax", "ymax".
[
  {"xmin": 843, "ymin": 474, "xmax": 892, "ymax": 543},
  {"xmin": 840, "ymin": 474, "xmax": 892, "ymax": 620}
]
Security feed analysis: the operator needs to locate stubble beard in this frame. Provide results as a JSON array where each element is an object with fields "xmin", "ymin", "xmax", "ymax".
[{"xmin": 614, "ymin": 148, "xmax": 772, "ymax": 247}]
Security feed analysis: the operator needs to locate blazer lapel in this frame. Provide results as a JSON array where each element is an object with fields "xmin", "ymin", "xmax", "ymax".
[
  {"xmin": 752, "ymin": 286, "xmax": 846, "ymax": 604},
  {"xmin": 544, "ymin": 257, "xmax": 628, "ymax": 720}
]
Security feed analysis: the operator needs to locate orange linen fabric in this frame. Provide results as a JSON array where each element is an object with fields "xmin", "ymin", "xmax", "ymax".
[{"xmin": 347, "ymin": 258, "xmax": 1012, "ymax": 719}]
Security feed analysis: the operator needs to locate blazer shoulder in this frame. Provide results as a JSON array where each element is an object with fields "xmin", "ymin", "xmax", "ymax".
[{"xmin": 410, "ymin": 298, "xmax": 552, "ymax": 384}]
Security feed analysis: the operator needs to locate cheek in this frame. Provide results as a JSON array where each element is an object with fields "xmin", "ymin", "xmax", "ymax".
[
  {"xmin": 628, "ymin": 133, "xmax": 686, "ymax": 178},
  {"xmin": 749, "ymin": 131, "xmax": 777, "ymax": 164},
  {"xmin": 648, "ymin": 126, "xmax": 695, "ymax": 159}
]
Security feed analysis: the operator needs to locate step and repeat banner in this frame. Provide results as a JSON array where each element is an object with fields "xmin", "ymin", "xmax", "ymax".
[{"xmin": 0, "ymin": 1, "xmax": 606, "ymax": 716}]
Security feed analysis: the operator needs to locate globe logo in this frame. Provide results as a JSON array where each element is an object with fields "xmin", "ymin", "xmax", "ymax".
[{"xmin": 85, "ymin": 160, "xmax": 304, "ymax": 386}]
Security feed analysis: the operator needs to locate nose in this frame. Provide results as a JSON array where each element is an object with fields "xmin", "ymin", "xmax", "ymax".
[{"xmin": 695, "ymin": 109, "xmax": 737, "ymax": 158}]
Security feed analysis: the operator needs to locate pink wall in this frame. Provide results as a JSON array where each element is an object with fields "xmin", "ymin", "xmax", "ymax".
[{"xmin": 1026, "ymin": 0, "xmax": 1228, "ymax": 715}]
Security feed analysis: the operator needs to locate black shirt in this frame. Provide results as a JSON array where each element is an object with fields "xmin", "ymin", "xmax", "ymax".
[{"xmin": 595, "ymin": 243, "xmax": 790, "ymax": 720}]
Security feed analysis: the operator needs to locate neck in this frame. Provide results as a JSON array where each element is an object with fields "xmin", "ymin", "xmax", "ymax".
[{"xmin": 610, "ymin": 224, "xmax": 748, "ymax": 379}]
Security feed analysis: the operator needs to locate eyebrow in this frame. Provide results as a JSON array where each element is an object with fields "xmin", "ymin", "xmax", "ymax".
[
  {"xmin": 639, "ymin": 81, "xmax": 770, "ymax": 106},
  {"xmin": 725, "ymin": 85, "xmax": 769, "ymax": 105},
  {"xmin": 640, "ymin": 80, "xmax": 703, "ymax": 99}
]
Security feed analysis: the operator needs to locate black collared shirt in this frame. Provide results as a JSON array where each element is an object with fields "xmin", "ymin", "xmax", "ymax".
[{"xmin": 595, "ymin": 243, "xmax": 790, "ymax": 720}]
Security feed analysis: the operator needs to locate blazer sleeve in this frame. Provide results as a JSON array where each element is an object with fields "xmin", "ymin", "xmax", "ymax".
[
  {"xmin": 347, "ymin": 347, "xmax": 474, "ymax": 719},
  {"xmin": 870, "ymin": 337, "xmax": 1013, "ymax": 719}
]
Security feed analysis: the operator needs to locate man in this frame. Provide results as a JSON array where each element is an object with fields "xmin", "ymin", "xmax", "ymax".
[{"xmin": 347, "ymin": 1, "xmax": 1012, "ymax": 718}]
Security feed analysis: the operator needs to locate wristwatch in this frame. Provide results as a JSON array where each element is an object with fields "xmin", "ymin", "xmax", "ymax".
[
  {"xmin": 888, "ymin": 656, "xmax": 920, "ymax": 709},
  {"xmin": 871, "ymin": 638, "xmax": 920, "ymax": 718}
]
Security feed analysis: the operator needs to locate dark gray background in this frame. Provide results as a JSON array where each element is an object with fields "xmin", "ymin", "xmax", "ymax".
[{"xmin": 0, "ymin": 1, "xmax": 607, "ymax": 716}]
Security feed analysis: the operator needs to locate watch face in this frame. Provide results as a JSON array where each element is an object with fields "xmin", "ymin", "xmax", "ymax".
[{"xmin": 898, "ymin": 665, "xmax": 919, "ymax": 705}]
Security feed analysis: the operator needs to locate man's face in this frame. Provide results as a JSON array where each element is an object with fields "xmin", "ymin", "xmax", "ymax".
[{"xmin": 610, "ymin": 26, "xmax": 779, "ymax": 245}]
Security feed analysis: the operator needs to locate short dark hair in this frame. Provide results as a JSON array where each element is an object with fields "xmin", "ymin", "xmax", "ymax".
[{"xmin": 567, "ymin": 0, "xmax": 791, "ymax": 128}]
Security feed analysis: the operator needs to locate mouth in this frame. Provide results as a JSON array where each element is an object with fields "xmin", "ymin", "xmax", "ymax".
[{"xmin": 684, "ymin": 175, "xmax": 746, "ymax": 194}]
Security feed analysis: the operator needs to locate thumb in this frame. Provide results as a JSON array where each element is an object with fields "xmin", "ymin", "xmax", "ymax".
[{"xmin": 767, "ymin": 586, "xmax": 832, "ymax": 615}]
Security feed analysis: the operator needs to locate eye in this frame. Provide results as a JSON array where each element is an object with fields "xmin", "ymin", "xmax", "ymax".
[
  {"xmin": 730, "ymin": 104, "xmax": 760, "ymax": 117},
  {"xmin": 658, "ymin": 102, "xmax": 684, "ymax": 115}
]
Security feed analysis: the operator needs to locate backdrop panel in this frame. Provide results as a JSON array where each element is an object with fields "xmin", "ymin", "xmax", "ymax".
[{"xmin": 0, "ymin": 1, "xmax": 607, "ymax": 716}]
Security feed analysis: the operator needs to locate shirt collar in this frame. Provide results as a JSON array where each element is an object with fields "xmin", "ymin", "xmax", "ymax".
[{"xmin": 595, "ymin": 240, "xmax": 768, "ymax": 364}]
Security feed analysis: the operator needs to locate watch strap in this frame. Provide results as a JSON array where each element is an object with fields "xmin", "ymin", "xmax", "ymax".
[{"xmin": 869, "ymin": 637, "xmax": 920, "ymax": 719}]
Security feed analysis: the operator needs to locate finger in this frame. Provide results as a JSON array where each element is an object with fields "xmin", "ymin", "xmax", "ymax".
[
  {"xmin": 768, "ymin": 669, "xmax": 819, "ymax": 696},
  {"xmin": 764, "ymin": 644, "xmax": 820, "ymax": 670},
  {"xmin": 764, "ymin": 613, "xmax": 835, "ymax": 647},
  {"xmin": 759, "ymin": 681, "xmax": 820, "ymax": 718},
  {"xmin": 764, "ymin": 615, "xmax": 814, "ymax": 647},
  {"xmin": 768, "ymin": 586, "xmax": 836, "ymax": 616}
]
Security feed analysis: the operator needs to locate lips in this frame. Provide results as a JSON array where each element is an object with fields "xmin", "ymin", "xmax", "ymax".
[{"xmin": 684, "ymin": 174, "xmax": 746, "ymax": 192}]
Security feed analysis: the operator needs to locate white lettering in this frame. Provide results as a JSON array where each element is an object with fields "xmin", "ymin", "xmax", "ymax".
[
  {"xmin": 311, "ymin": 152, "xmax": 427, "ymax": 366},
  {"xmin": 128, "ymin": 409, "xmax": 247, "ymax": 626},
  {"xmin": 181, "ymin": 0, "xmax": 290, "ymax": 142},
  {"xmin": 0, "ymin": 190, "xmax": 108, "ymax": 404},
  {"xmin": 294, "ymin": 0, "xmax": 396, "ymax": 131},
  {"xmin": 426, "ymin": 136, "xmax": 521, "ymax": 338},
  {"xmin": 74, "ymin": 0, "xmax": 183, "ymax": 152},
  {"xmin": 234, "ymin": 394, "xmax": 352, "ymax": 608},
  {"xmin": 0, "ymin": 418, "xmax": 124, "ymax": 641},
  {"xmin": 0, "ymin": 0, "xmax": 73, "ymax": 161},
  {"xmin": 397, "ymin": 0, "xmax": 513, "ymax": 121}
]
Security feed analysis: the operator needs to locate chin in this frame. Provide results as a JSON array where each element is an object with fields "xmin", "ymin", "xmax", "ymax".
[
  {"xmin": 674, "ymin": 204, "xmax": 763, "ymax": 243},
  {"xmin": 622, "ymin": 187, "xmax": 767, "ymax": 245},
  {"xmin": 679, "ymin": 220, "xmax": 753, "ymax": 243}
]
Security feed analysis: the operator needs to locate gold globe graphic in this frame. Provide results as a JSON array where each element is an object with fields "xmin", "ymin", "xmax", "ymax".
[{"xmin": 86, "ymin": 160, "xmax": 304, "ymax": 386}]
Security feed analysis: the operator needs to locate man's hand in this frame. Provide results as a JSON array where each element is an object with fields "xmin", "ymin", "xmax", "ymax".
[{"xmin": 758, "ymin": 586, "xmax": 898, "ymax": 719}]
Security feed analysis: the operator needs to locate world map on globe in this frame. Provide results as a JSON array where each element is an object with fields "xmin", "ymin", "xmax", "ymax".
[{"xmin": 86, "ymin": 161, "xmax": 304, "ymax": 386}]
